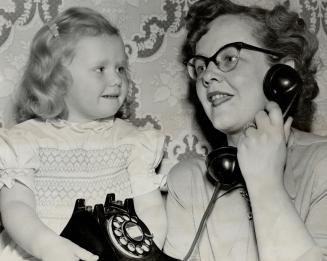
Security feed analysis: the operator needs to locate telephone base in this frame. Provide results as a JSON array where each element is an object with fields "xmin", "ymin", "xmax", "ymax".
[{"xmin": 60, "ymin": 194, "xmax": 179, "ymax": 261}]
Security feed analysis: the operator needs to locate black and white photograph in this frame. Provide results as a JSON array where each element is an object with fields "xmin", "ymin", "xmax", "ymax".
[{"xmin": 0, "ymin": 0, "xmax": 326, "ymax": 260}]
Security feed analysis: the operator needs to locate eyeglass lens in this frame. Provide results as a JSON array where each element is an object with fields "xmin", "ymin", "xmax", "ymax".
[{"xmin": 187, "ymin": 46, "xmax": 240, "ymax": 80}]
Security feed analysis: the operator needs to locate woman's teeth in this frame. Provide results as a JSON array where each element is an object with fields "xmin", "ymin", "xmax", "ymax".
[
  {"xmin": 209, "ymin": 93, "xmax": 232, "ymax": 106},
  {"xmin": 210, "ymin": 94, "xmax": 228, "ymax": 101}
]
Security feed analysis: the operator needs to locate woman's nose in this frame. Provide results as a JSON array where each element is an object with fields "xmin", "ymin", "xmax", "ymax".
[{"xmin": 202, "ymin": 62, "xmax": 224, "ymax": 88}]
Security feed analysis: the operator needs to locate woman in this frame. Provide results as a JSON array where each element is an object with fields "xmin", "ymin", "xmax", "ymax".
[{"xmin": 164, "ymin": 0, "xmax": 327, "ymax": 260}]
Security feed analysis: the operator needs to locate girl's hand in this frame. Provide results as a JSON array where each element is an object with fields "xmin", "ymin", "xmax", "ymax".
[
  {"xmin": 39, "ymin": 236, "xmax": 98, "ymax": 261},
  {"xmin": 237, "ymin": 101, "xmax": 293, "ymax": 189}
]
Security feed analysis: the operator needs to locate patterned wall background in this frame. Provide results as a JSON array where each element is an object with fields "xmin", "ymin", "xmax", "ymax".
[{"xmin": 0, "ymin": 0, "xmax": 326, "ymax": 177}]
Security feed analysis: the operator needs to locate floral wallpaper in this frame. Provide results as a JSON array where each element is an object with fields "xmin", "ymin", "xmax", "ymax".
[{"xmin": 0, "ymin": 0, "xmax": 326, "ymax": 176}]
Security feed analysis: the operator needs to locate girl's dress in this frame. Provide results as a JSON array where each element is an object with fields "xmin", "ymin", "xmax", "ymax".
[{"xmin": 0, "ymin": 118, "xmax": 165, "ymax": 260}]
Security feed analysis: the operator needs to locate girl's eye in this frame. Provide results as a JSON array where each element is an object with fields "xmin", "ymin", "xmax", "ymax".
[
  {"xmin": 117, "ymin": 66, "xmax": 126, "ymax": 74},
  {"xmin": 95, "ymin": 67, "xmax": 105, "ymax": 73}
]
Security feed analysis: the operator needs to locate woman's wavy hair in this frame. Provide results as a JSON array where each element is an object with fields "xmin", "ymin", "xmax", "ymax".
[
  {"xmin": 183, "ymin": 0, "xmax": 320, "ymax": 131},
  {"xmin": 15, "ymin": 7, "xmax": 131, "ymax": 123}
]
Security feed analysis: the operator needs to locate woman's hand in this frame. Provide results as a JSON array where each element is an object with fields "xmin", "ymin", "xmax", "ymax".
[
  {"xmin": 237, "ymin": 101, "xmax": 293, "ymax": 189},
  {"xmin": 38, "ymin": 236, "xmax": 98, "ymax": 261}
]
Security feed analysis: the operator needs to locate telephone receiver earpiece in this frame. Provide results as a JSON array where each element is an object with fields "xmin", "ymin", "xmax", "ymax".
[
  {"xmin": 206, "ymin": 64, "xmax": 302, "ymax": 187},
  {"xmin": 263, "ymin": 63, "xmax": 302, "ymax": 119}
]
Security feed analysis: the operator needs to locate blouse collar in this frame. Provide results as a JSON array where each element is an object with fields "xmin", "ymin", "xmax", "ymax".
[{"xmin": 46, "ymin": 118, "xmax": 114, "ymax": 133}]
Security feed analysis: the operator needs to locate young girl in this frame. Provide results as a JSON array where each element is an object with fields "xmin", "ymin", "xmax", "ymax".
[{"xmin": 0, "ymin": 7, "xmax": 167, "ymax": 261}]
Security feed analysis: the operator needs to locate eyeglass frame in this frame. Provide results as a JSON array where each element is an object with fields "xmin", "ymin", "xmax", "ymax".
[{"xmin": 185, "ymin": 41, "xmax": 284, "ymax": 80}]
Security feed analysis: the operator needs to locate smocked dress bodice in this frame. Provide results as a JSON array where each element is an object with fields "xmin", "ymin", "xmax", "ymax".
[{"xmin": 0, "ymin": 118, "xmax": 165, "ymax": 234}]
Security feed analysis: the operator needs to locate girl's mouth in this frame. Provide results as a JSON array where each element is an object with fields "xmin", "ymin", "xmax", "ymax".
[{"xmin": 101, "ymin": 95, "xmax": 119, "ymax": 99}]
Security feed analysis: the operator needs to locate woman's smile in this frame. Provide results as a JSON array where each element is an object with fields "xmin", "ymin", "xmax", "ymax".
[{"xmin": 207, "ymin": 90, "xmax": 233, "ymax": 107}]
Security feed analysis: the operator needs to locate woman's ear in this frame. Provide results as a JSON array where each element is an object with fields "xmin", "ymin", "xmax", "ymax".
[{"xmin": 283, "ymin": 59, "xmax": 295, "ymax": 69}]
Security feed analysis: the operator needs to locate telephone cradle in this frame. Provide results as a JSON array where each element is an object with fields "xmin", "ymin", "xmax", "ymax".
[{"xmin": 60, "ymin": 193, "xmax": 179, "ymax": 261}]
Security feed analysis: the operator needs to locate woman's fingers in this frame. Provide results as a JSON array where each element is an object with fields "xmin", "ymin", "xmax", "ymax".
[
  {"xmin": 265, "ymin": 101, "xmax": 284, "ymax": 127},
  {"xmin": 254, "ymin": 110, "xmax": 269, "ymax": 129},
  {"xmin": 252, "ymin": 101, "xmax": 284, "ymax": 132},
  {"xmin": 284, "ymin": 116, "xmax": 293, "ymax": 142},
  {"xmin": 240, "ymin": 101, "xmax": 290, "ymax": 146}
]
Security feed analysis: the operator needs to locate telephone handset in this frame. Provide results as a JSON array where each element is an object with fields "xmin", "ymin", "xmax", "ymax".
[
  {"xmin": 60, "ymin": 193, "xmax": 180, "ymax": 261},
  {"xmin": 263, "ymin": 63, "xmax": 302, "ymax": 119},
  {"xmin": 206, "ymin": 64, "xmax": 303, "ymax": 187}
]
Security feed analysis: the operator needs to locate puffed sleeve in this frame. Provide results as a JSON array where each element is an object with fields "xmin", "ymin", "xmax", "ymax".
[
  {"xmin": 0, "ymin": 128, "xmax": 38, "ymax": 192},
  {"xmin": 127, "ymin": 128, "xmax": 166, "ymax": 197}
]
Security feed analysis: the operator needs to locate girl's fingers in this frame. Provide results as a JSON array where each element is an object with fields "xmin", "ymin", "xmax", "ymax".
[{"xmin": 74, "ymin": 245, "xmax": 98, "ymax": 261}]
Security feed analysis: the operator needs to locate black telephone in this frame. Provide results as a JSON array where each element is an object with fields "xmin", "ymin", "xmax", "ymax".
[
  {"xmin": 206, "ymin": 63, "xmax": 303, "ymax": 187},
  {"xmin": 60, "ymin": 193, "xmax": 179, "ymax": 261}
]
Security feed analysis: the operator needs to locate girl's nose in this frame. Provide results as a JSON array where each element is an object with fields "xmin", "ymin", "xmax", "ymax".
[{"xmin": 107, "ymin": 70, "xmax": 122, "ymax": 87}]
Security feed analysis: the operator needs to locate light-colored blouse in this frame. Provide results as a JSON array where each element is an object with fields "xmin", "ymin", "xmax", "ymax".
[
  {"xmin": 164, "ymin": 129, "xmax": 327, "ymax": 261},
  {"xmin": 0, "ymin": 118, "xmax": 165, "ymax": 260}
]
